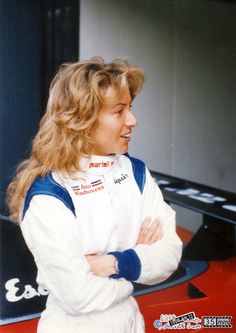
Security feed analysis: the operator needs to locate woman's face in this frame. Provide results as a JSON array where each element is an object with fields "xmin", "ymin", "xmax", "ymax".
[{"xmin": 91, "ymin": 87, "xmax": 138, "ymax": 156}]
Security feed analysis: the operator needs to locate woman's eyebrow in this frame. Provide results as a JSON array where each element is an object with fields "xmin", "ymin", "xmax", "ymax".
[
  {"xmin": 111, "ymin": 102, "xmax": 131, "ymax": 109},
  {"xmin": 112, "ymin": 103, "xmax": 126, "ymax": 108}
]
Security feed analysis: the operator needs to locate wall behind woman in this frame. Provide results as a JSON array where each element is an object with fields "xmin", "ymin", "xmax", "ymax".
[
  {"xmin": 80, "ymin": 0, "xmax": 236, "ymax": 232},
  {"xmin": 80, "ymin": 0, "xmax": 236, "ymax": 190}
]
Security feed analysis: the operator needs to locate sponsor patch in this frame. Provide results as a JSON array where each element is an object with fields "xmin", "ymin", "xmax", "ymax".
[
  {"xmin": 71, "ymin": 179, "xmax": 104, "ymax": 196},
  {"xmin": 89, "ymin": 161, "xmax": 114, "ymax": 168},
  {"xmin": 114, "ymin": 173, "xmax": 129, "ymax": 185}
]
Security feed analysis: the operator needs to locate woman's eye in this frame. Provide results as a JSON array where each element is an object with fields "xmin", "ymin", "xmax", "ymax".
[{"xmin": 115, "ymin": 109, "xmax": 123, "ymax": 114}]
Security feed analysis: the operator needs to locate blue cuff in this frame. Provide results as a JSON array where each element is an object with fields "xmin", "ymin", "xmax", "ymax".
[{"xmin": 109, "ymin": 249, "xmax": 141, "ymax": 281}]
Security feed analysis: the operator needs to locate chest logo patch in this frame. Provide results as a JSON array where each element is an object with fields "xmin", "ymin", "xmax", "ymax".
[
  {"xmin": 71, "ymin": 179, "xmax": 104, "ymax": 195},
  {"xmin": 89, "ymin": 161, "xmax": 114, "ymax": 168},
  {"xmin": 114, "ymin": 173, "xmax": 129, "ymax": 185}
]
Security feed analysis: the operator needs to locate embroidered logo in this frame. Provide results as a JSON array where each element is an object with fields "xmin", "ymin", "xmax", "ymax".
[
  {"xmin": 89, "ymin": 161, "xmax": 114, "ymax": 168},
  {"xmin": 91, "ymin": 179, "xmax": 103, "ymax": 187},
  {"xmin": 71, "ymin": 179, "xmax": 104, "ymax": 195},
  {"xmin": 114, "ymin": 173, "xmax": 129, "ymax": 185}
]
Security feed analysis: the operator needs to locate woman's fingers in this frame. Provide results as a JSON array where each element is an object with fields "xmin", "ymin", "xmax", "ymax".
[
  {"xmin": 86, "ymin": 254, "xmax": 116, "ymax": 277},
  {"xmin": 137, "ymin": 217, "xmax": 151, "ymax": 243},
  {"xmin": 142, "ymin": 219, "xmax": 163, "ymax": 244},
  {"xmin": 137, "ymin": 217, "xmax": 163, "ymax": 245},
  {"xmin": 148, "ymin": 219, "xmax": 163, "ymax": 243}
]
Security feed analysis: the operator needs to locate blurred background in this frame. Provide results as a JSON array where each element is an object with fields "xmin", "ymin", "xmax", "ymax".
[{"xmin": 1, "ymin": 0, "xmax": 236, "ymax": 232}]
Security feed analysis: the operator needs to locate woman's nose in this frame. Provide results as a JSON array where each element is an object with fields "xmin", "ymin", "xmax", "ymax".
[{"xmin": 125, "ymin": 110, "xmax": 138, "ymax": 128}]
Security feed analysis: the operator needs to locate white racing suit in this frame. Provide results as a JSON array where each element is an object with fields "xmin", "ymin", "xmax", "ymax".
[{"xmin": 21, "ymin": 154, "xmax": 182, "ymax": 333}]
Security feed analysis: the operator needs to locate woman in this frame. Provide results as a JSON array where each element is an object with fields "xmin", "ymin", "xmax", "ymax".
[{"xmin": 8, "ymin": 58, "xmax": 182, "ymax": 333}]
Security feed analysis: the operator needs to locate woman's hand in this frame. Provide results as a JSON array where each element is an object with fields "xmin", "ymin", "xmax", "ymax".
[
  {"xmin": 86, "ymin": 253, "xmax": 117, "ymax": 277},
  {"xmin": 136, "ymin": 217, "xmax": 163, "ymax": 245},
  {"xmin": 86, "ymin": 217, "xmax": 163, "ymax": 277}
]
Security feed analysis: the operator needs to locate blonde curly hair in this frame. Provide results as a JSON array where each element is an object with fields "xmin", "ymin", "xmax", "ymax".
[{"xmin": 7, "ymin": 57, "xmax": 145, "ymax": 221}]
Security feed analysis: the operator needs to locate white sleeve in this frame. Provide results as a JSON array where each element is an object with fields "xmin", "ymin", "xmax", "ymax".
[
  {"xmin": 134, "ymin": 168, "xmax": 183, "ymax": 285},
  {"xmin": 21, "ymin": 195, "xmax": 133, "ymax": 316}
]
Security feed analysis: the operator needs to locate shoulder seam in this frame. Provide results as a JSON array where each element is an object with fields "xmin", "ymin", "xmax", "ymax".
[
  {"xmin": 124, "ymin": 153, "xmax": 146, "ymax": 193},
  {"xmin": 22, "ymin": 172, "xmax": 76, "ymax": 220}
]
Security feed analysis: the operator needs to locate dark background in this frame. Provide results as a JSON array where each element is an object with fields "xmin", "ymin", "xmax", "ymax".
[{"xmin": 0, "ymin": 0, "xmax": 79, "ymax": 215}]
